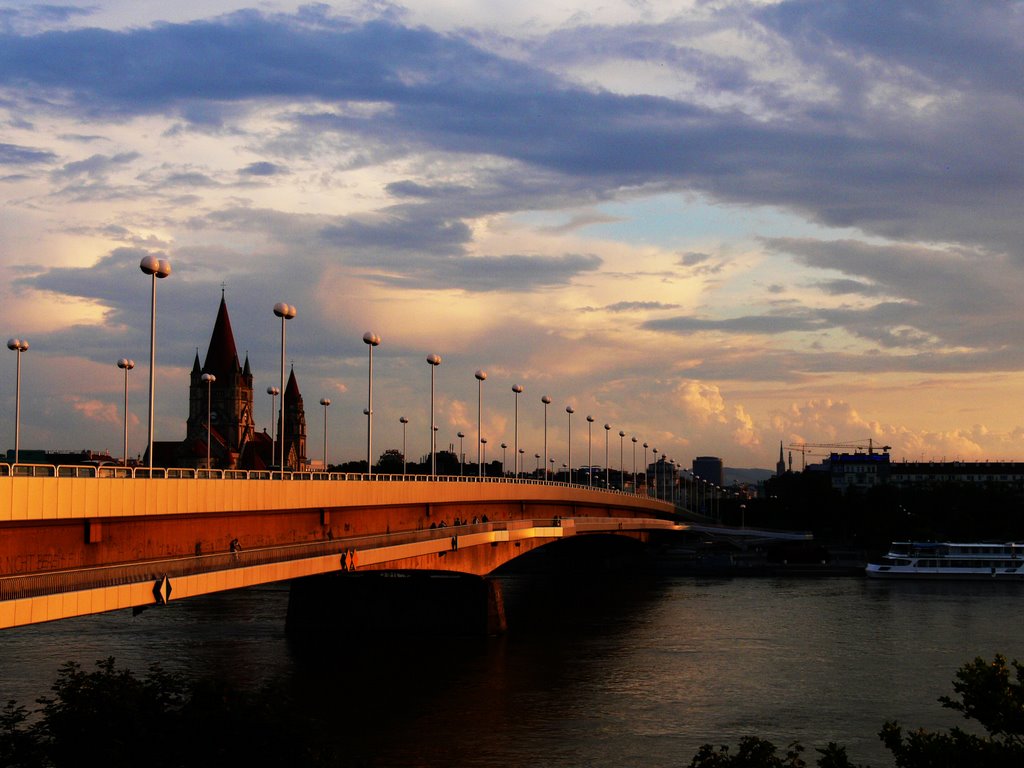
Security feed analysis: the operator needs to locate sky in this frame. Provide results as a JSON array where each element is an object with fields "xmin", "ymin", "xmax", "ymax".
[{"xmin": 1, "ymin": 0, "xmax": 1022, "ymax": 471}]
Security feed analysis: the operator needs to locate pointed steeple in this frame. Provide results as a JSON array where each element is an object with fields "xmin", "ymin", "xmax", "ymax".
[
  {"xmin": 191, "ymin": 350, "xmax": 202, "ymax": 375},
  {"xmin": 242, "ymin": 354, "xmax": 251, "ymax": 377},
  {"xmin": 203, "ymin": 295, "xmax": 240, "ymax": 380},
  {"xmin": 285, "ymin": 366, "xmax": 301, "ymax": 399}
]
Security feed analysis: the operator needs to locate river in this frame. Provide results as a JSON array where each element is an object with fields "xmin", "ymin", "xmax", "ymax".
[{"xmin": 1, "ymin": 574, "xmax": 1021, "ymax": 767}]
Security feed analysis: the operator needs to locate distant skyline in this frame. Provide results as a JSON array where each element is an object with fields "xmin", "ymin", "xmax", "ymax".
[{"xmin": 1, "ymin": 1, "xmax": 1022, "ymax": 469}]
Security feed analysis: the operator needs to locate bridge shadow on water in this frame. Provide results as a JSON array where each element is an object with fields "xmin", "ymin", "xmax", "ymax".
[{"xmin": 281, "ymin": 535, "xmax": 669, "ymax": 766}]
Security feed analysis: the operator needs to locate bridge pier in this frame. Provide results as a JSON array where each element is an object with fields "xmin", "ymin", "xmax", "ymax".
[{"xmin": 285, "ymin": 571, "xmax": 507, "ymax": 638}]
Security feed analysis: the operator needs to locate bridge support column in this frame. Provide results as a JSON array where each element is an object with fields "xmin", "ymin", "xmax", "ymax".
[{"xmin": 286, "ymin": 571, "xmax": 506, "ymax": 638}]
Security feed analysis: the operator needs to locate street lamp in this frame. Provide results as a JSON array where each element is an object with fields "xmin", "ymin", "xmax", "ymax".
[
  {"xmin": 652, "ymin": 448, "xmax": 659, "ymax": 499},
  {"xmin": 481, "ymin": 437, "xmax": 487, "ymax": 476},
  {"xmin": 266, "ymin": 386, "xmax": 279, "ymax": 442},
  {"xmin": 474, "ymin": 370, "xmax": 487, "ymax": 476},
  {"xmin": 457, "ymin": 431, "xmax": 465, "ymax": 475},
  {"xmin": 586, "ymin": 415, "xmax": 594, "ymax": 486},
  {"xmin": 273, "ymin": 302, "xmax": 297, "ymax": 473},
  {"xmin": 631, "ymin": 436, "xmax": 638, "ymax": 493},
  {"xmin": 518, "ymin": 447, "xmax": 525, "ymax": 478},
  {"xmin": 362, "ymin": 331, "xmax": 381, "ymax": 476},
  {"xmin": 604, "ymin": 423, "xmax": 611, "ymax": 488},
  {"xmin": 201, "ymin": 373, "xmax": 216, "ymax": 468},
  {"xmin": 500, "ymin": 442, "xmax": 507, "ymax": 476},
  {"xmin": 512, "ymin": 384, "xmax": 523, "ymax": 478},
  {"xmin": 6, "ymin": 339, "xmax": 28, "ymax": 464},
  {"xmin": 426, "ymin": 354, "xmax": 441, "ymax": 476},
  {"xmin": 117, "ymin": 358, "xmax": 135, "ymax": 466},
  {"xmin": 541, "ymin": 395, "xmax": 552, "ymax": 480},
  {"xmin": 399, "ymin": 416, "xmax": 408, "ymax": 475},
  {"xmin": 565, "ymin": 406, "xmax": 574, "ymax": 484},
  {"xmin": 643, "ymin": 442, "xmax": 649, "ymax": 494},
  {"xmin": 320, "ymin": 398, "xmax": 331, "ymax": 470},
  {"xmin": 140, "ymin": 255, "xmax": 171, "ymax": 471},
  {"xmin": 534, "ymin": 452, "xmax": 540, "ymax": 475},
  {"xmin": 618, "ymin": 430, "xmax": 625, "ymax": 490}
]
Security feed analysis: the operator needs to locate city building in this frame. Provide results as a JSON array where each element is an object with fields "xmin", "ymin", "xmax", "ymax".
[{"xmin": 692, "ymin": 456, "xmax": 724, "ymax": 485}]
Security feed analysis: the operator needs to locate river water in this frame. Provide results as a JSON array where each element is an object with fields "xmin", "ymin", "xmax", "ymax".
[{"xmin": 1, "ymin": 574, "xmax": 1021, "ymax": 767}]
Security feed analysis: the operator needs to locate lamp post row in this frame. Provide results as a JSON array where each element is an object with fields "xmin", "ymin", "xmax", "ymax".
[{"xmin": 10, "ymin": 262, "xmax": 663, "ymax": 487}]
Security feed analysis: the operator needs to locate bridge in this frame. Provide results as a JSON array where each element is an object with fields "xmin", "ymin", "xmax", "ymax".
[{"xmin": 0, "ymin": 463, "xmax": 691, "ymax": 632}]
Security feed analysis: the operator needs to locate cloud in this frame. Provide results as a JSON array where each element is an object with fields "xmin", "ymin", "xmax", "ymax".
[
  {"xmin": 239, "ymin": 161, "xmax": 286, "ymax": 177},
  {"xmin": 0, "ymin": 141, "xmax": 57, "ymax": 165}
]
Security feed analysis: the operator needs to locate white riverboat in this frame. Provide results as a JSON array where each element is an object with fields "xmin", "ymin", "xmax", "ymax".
[{"xmin": 866, "ymin": 541, "xmax": 1024, "ymax": 579}]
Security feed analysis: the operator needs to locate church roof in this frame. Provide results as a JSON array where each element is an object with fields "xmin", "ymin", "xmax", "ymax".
[{"xmin": 203, "ymin": 295, "xmax": 240, "ymax": 381}]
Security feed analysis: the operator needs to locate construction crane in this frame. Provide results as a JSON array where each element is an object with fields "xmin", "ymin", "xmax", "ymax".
[{"xmin": 785, "ymin": 439, "xmax": 892, "ymax": 470}]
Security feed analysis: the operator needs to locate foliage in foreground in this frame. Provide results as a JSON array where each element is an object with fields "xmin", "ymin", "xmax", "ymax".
[
  {"xmin": 688, "ymin": 654, "xmax": 1024, "ymax": 768},
  {"xmin": 2, "ymin": 654, "xmax": 1023, "ymax": 767},
  {"xmin": 0, "ymin": 657, "xmax": 334, "ymax": 768}
]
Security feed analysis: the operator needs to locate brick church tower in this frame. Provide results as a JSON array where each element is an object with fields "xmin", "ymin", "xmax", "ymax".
[{"xmin": 185, "ymin": 294, "xmax": 256, "ymax": 468}]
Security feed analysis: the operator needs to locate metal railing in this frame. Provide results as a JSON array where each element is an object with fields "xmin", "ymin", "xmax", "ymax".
[{"xmin": 0, "ymin": 462, "xmax": 679, "ymax": 506}]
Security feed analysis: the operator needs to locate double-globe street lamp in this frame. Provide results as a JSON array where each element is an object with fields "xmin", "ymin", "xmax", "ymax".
[
  {"xmin": 6, "ymin": 339, "xmax": 29, "ymax": 464},
  {"xmin": 273, "ymin": 302, "xmax": 297, "ymax": 473},
  {"xmin": 541, "ymin": 395, "xmax": 552, "ymax": 480},
  {"xmin": 266, "ymin": 386, "xmax": 279, "ymax": 443},
  {"xmin": 116, "ymin": 358, "xmax": 135, "ymax": 466},
  {"xmin": 140, "ymin": 255, "xmax": 171, "ymax": 472},
  {"xmin": 426, "ymin": 354, "xmax": 441, "ymax": 476},
  {"xmin": 362, "ymin": 332, "xmax": 381, "ymax": 475},
  {"xmin": 604, "ymin": 423, "xmax": 611, "ymax": 488},
  {"xmin": 511, "ymin": 384, "xmax": 523, "ymax": 478},
  {"xmin": 619, "ymin": 430, "xmax": 626, "ymax": 490},
  {"xmin": 320, "ymin": 398, "xmax": 331, "ymax": 470},
  {"xmin": 399, "ymin": 415, "xmax": 408, "ymax": 475},
  {"xmin": 475, "ymin": 370, "xmax": 487, "ymax": 477},
  {"xmin": 586, "ymin": 415, "xmax": 595, "ymax": 486},
  {"xmin": 201, "ymin": 372, "xmax": 216, "ymax": 469},
  {"xmin": 565, "ymin": 406, "xmax": 575, "ymax": 484}
]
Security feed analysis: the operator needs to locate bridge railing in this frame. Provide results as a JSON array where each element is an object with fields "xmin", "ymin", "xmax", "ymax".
[{"xmin": 0, "ymin": 462, "xmax": 678, "ymax": 505}]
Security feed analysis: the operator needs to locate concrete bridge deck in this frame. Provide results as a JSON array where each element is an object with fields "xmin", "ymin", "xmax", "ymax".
[{"xmin": 0, "ymin": 466, "xmax": 682, "ymax": 629}]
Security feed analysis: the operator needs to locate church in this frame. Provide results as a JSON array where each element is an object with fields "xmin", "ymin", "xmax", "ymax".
[{"xmin": 153, "ymin": 294, "xmax": 308, "ymax": 470}]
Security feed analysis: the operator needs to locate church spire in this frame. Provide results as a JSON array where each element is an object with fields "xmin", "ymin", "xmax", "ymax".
[{"xmin": 202, "ymin": 294, "xmax": 240, "ymax": 380}]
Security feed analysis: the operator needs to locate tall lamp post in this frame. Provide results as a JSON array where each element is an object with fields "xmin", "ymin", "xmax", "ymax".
[
  {"xmin": 534, "ymin": 453, "xmax": 540, "ymax": 475},
  {"xmin": 117, "ymin": 358, "xmax": 135, "ymax": 466},
  {"xmin": 512, "ymin": 384, "xmax": 523, "ymax": 478},
  {"xmin": 6, "ymin": 339, "xmax": 28, "ymax": 464},
  {"xmin": 618, "ymin": 430, "xmax": 625, "ymax": 490},
  {"xmin": 201, "ymin": 372, "xmax": 216, "ymax": 469},
  {"xmin": 652, "ymin": 448, "xmax": 659, "ymax": 499},
  {"xmin": 273, "ymin": 302, "xmax": 296, "ymax": 473},
  {"xmin": 457, "ymin": 431, "xmax": 465, "ymax": 475},
  {"xmin": 604, "ymin": 423, "xmax": 611, "ymax": 488},
  {"xmin": 631, "ymin": 436, "xmax": 638, "ymax": 493},
  {"xmin": 474, "ymin": 370, "xmax": 487, "ymax": 476},
  {"xmin": 362, "ymin": 331, "xmax": 381, "ymax": 476},
  {"xmin": 500, "ymin": 442, "xmax": 507, "ymax": 476},
  {"xmin": 426, "ymin": 354, "xmax": 441, "ymax": 476},
  {"xmin": 586, "ymin": 415, "xmax": 594, "ymax": 485},
  {"xmin": 140, "ymin": 255, "xmax": 171, "ymax": 471},
  {"xmin": 541, "ymin": 395, "xmax": 552, "ymax": 480},
  {"xmin": 643, "ymin": 442, "xmax": 649, "ymax": 494},
  {"xmin": 565, "ymin": 406, "xmax": 574, "ymax": 484},
  {"xmin": 320, "ymin": 398, "xmax": 331, "ymax": 470},
  {"xmin": 266, "ymin": 386, "xmax": 279, "ymax": 442},
  {"xmin": 481, "ymin": 437, "xmax": 488, "ymax": 476},
  {"xmin": 399, "ymin": 416, "xmax": 408, "ymax": 475}
]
